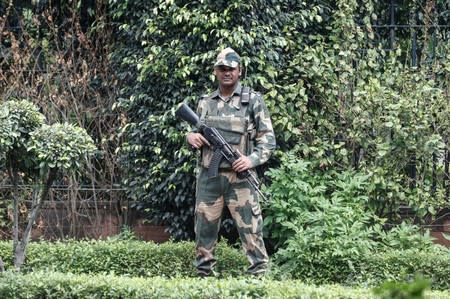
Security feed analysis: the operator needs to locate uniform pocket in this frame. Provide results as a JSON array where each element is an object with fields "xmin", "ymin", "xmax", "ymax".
[
  {"xmin": 251, "ymin": 203, "xmax": 263, "ymax": 234},
  {"xmin": 217, "ymin": 129, "xmax": 243, "ymax": 145}
]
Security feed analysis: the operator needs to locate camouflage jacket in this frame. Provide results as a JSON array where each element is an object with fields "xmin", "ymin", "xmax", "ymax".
[{"xmin": 195, "ymin": 83, "xmax": 276, "ymax": 168}]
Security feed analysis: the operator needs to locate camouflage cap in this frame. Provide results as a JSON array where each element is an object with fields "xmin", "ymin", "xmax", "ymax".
[{"xmin": 214, "ymin": 47, "xmax": 241, "ymax": 68}]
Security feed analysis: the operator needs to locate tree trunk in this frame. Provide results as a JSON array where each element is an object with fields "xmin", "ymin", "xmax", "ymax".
[
  {"xmin": 6, "ymin": 162, "xmax": 20, "ymax": 271},
  {"xmin": 13, "ymin": 168, "xmax": 58, "ymax": 271},
  {"xmin": 0, "ymin": 256, "xmax": 5, "ymax": 272},
  {"xmin": 13, "ymin": 245, "xmax": 26, "ymax": 271}
]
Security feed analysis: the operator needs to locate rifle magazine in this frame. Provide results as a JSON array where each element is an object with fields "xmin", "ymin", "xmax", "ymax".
[{"xmin": 207, "ymin": 149, "xmax": 223, "ymax": 178}]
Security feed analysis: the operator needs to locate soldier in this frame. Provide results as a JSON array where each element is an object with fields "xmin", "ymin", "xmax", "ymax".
[{"xmin": 186, "ymin": 47, "xmax": 276, "ymax": 277}]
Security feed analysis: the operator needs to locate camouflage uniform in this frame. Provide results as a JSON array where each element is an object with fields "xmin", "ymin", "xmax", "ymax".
[{"xmin": 193, "ymin": 79, "xmax": 276, "ymax": 276}]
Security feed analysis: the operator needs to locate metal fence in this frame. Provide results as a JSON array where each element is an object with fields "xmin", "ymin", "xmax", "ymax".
[
  {"xmin": 0, "ymin": 184, "xmax": 128, "ymax": 240},
  {"xmin": 362, "ymin": 0, "xmax": 450, "ymax": 200}
]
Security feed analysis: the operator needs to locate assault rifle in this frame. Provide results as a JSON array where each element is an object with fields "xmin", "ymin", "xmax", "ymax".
[{"xmin": 176, "ymin": 103, "xmax": 268, "ymax": 202}]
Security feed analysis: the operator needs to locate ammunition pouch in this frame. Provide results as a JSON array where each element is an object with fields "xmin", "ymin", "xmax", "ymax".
[{"xmin": 201, "ymin": 116, "xmax": 248, "ymax": 169}]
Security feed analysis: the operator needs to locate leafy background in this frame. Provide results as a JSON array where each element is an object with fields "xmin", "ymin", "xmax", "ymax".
[
  {"xmin": 109, "ymin": 0, "xmax": 449, "ymax": 241},
  {"xmin": 0, "ymin": 0, "xmax": 449, "ymax": 243}
]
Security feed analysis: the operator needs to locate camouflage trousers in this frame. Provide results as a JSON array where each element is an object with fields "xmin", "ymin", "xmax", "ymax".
[{"xmin": 194, "ymin": 168, "xmax": 269, "ymax": 276}]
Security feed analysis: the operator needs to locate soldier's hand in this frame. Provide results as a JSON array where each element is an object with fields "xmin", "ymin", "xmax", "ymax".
[
  {"xmin": 187, "ymin": 132, "xmax": 210, "ymax": 149},
  {"xmin": 232, "ymin": 155, "xmax": 253, "ymax": 173}
]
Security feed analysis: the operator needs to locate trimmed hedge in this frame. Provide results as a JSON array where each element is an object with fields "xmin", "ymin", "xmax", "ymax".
[
  {"xmin": 1, "ymin": 240, "xmax": 449, "ymax": 291},
  {"xmin": 0, "ymin": 240, "xmax": 247, "ymax": 278},
  {"xmin": 4, "ymin": 271, "xmax": 447, "ymax": 299},
  {"xmin": 273, "ymin": 245, "xmax": 450, "ymax": 290},
  {"xmin": 355, "ymin": 248, "xmax": 450, "ymax": 290}
]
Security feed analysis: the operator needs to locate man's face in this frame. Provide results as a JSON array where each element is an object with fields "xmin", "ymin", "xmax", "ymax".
[{"xmin": 214, "ymin": 65, "xmax": 241, "ymax": 88}]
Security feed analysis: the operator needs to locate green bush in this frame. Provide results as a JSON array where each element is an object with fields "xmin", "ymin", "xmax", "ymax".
[
  {"xmin": 28, "ymin": 123, "xmax": 97, "ymax": 171},
  {"xmin": 355, "ymin": 247, "xmax": 450, "ymax": 291},
  {"xmin": 264, "ymin": 152, "xmax": 450, "ymax": 290},
  {"xmin": 0, "ymin": 239, "xmax": 247, "ymax": 278},
  {"xmin": 4, "ymin": 271, "xmax": 447, "ymax": 299},
  {"xmin": 0, "ymin": 99, "xmax": 45, "ymax": 171},
  {"xmin": 1, "ymin": 239, "xmax": 449, "ymax": 291},
  {"xmin": 373, "ymin": 275, "xmax": 431, "ymax": 299},
  {"xmin": 272, "ymin": 245, "xmax": 450, "ymax": 291},
  {"xmin": 264, "ymin": 152, "xmax": 438, "ymax": 252},
  {"xmin": 0, "ymin": 99, "xmax": 45, "ymax": 153}
]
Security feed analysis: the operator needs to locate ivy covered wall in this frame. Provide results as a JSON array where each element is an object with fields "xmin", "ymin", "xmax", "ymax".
[
  {"xmin": 1, "ymin": 0, "xmax": 449, "ymax": 241},
  {"xmin": 109, "ymin": 0, "xmax": 449, "ymax": 240}
]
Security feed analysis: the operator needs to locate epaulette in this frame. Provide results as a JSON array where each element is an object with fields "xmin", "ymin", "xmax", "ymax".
[{"xmin": 199, "ymin": 94, "xmax": 210, "ymax": 103}]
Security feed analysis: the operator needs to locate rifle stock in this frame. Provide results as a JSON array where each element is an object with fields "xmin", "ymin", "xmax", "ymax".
[{"xmin": 176, "ymin": 103, "xmax": 201, "ymax": 128}]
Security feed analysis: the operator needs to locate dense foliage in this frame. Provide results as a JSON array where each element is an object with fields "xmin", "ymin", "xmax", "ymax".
[
  {"xmin": 0, "ymin": 100, "xmax": 44, "ymax": 147},
  {"xmin": 108, "ymin": 0, "xmax": 326, "ymax": 239},
  {"xmin": 263, "ymin": 152, "xmax": 445, "ymax": 249},
  {"xmin": 28, "ymin": 123, "xmax": 97, "ymax": 172},
  {"xmin": 109, "ymin": 0, "xmax": 449, "ymax": 240},
  {"xmin": 1, "ymin": 0, "xmax": 449, "ymax": 253},
  {"xmin": 262, "ymin": 152, "xmax": 450, "ymax": 288}
]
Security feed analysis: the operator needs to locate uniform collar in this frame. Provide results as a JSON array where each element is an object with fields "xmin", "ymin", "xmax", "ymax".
[{"xmin": 212, "ymin": 83, "xmax": 243, "ymax": 102}]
